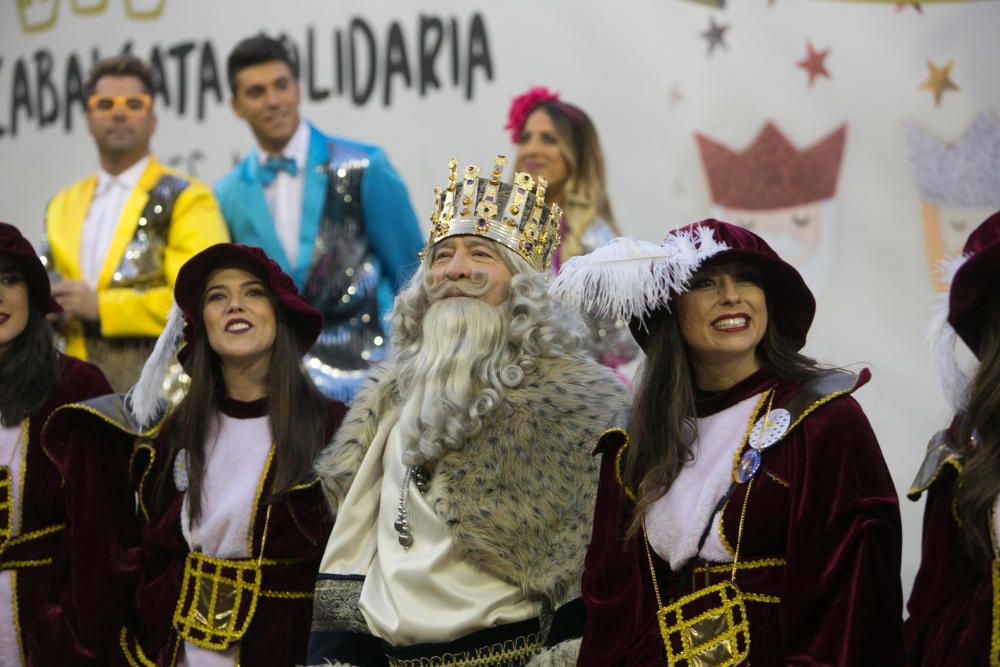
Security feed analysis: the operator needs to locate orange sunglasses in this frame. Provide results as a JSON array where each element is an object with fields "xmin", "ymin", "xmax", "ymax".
[{"xmin": 87, "ymin": 94, "xmax": 152, "ymax": 114}]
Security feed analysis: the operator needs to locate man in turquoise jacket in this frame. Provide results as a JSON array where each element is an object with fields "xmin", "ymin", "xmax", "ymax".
[{"xmin": 215, "ymin": 35, "xmax": 423, "ymax": 400}]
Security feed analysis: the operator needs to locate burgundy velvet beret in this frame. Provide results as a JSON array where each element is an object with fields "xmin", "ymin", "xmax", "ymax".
[
  {"xmin": 948, "ymin": 210, "xmax": 1000, "ymax": 357},
  {"xmin": 631, "ymin": 218, "xmax": 815, "ymax": 351},
  {"xmin": 0, "ymin": 221, "xmax": 62, "ymax": 314},
  {"xmin": 174, "ymin": 243, "xmax": 322, "ymax": 355}
]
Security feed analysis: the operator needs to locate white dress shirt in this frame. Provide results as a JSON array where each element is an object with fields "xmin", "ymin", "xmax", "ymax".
[
  {"xmin": 79, "ymin": 155, "xmax": 150, "ymax": 288},
  {"xmin": 257, "ymin": 121, "xmax": 309, "ymax": 269}
]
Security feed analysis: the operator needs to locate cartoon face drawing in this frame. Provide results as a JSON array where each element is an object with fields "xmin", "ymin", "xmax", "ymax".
[
  {"xmin": 697, "ymin": 122, "xmax": 847, "ymax": 292},
  {"xmin": 904, "ymin": 113, "xmax": 1000, "ymax": 290}
]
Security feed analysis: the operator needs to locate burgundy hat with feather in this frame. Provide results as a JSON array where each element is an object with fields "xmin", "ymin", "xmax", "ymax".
[
  {"xmin": 549, "ymin": 218, "xmax": 815, "ymax": 351},
  {"xmin": 174, "ymin": 243, "xmax": 322, "ymax": 359},
  {"xmin": 0, "ymin": 222, "xmax": 62, "ymax": 314},
  {"xmin": 947, "ymin": 210, "xmax": 1000, "ymax": 357}
]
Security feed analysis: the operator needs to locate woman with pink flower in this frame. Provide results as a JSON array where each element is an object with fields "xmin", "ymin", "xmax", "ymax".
[{"xmin": 505, "ymin": 86, "xmax": 638, "ymax": 373}]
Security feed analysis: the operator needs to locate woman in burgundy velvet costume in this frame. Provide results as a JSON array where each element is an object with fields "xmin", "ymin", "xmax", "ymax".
[
  {"xmin": 0, "ymin": 222, "xmax": 111, "ymax": 666},
  {"xmin": 905, "ymin": 211, "xmax": 1000, "ymax": 666},
  {"xmin": 41, "ymin": 243, "xmax": 346, "ymax": 666},
  {"xmin": 551, "ymin": 219, "xmax": 904, "ymax": 666}
]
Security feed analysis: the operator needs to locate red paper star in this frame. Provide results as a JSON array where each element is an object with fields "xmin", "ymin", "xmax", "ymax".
[{"xmin": 797, "ymin": 41, "xmax": 831, "ymax": 87}]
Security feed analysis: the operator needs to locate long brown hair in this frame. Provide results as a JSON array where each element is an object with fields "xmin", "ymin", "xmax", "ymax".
[
  {"xmin": 0, "ymin": 304, "xmax": 61, "ymax": 426},
  {"xmin": 152, "ymin": 290, "xmax": 328, "ymax": 521},
  {"xmin": 624, "ymin": 299, "xmax": 822, "ymax": 539},
  {"xmin": 955, "ymin": 296, "xmax": 1000, "ymax": 563},
  {"xmin": 525, "ymin": 102, "xmax": 619, "ymax": 261}
]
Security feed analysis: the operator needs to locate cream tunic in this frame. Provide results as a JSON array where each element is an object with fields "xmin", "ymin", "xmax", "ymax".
[
  {"xmin": 358, "ymin": 424, "xmax": 538, "ymax": 645},
  {"xmin": 176, "ymin": 411, "xmax": 271, "ymax": 667}
]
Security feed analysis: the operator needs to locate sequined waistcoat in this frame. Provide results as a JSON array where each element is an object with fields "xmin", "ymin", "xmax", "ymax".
[
  {"xmin": 300, "ymin": 156, "xmax": 387, "ymax": 386},
  {"xmin": 68, "ymin": 174, "xmax": 188, "ymax": 391}
]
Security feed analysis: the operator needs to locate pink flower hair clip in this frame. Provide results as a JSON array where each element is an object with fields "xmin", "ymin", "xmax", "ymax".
[{"xmin": 504, "ymin": 86, "xmax": 561, "ymax": 143}]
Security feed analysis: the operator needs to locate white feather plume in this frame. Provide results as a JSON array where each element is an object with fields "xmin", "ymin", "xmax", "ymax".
[
  {"xmin": 928, "ymin": 252, "xmax": 974, "ymax": 412},
  {"xmin": 126, "ymin": 302, "xmax": 184, "ymax": 430},
  {"xmin": 548, "ymin": 230, "xmax": 730, "ymax": 322}
]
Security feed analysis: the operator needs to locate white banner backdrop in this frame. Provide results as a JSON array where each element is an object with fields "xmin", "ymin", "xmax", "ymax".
[{"xmin": 3, "ymin": 0, "xmax": 1000, "ymax": 600}]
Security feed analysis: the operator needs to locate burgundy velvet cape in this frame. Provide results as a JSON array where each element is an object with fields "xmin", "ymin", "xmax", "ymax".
[
  {"xmin": 904, "ymin": 417, "xmax": 992, "ymax": 666},
  {"xmin": 3, "ymin": 355, "xmax": 111, "ymax": 666},
  {"xmin": 35, "ymin": 394, "xmax": 346, "ymax": 666},
  {"xmin": 578, "ymin": 368, "xmax": 905, "ymax": 666}
]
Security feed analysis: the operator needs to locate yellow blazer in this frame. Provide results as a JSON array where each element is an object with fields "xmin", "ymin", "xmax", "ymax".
[{"xmin": 44, "ymin": 155, "xmax": 229, "ymax": 360}]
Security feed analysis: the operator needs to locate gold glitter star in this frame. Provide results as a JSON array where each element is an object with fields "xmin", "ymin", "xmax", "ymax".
[{"xmin": 920, "ymin": 60, "xmax": 959, "ymax": 107}]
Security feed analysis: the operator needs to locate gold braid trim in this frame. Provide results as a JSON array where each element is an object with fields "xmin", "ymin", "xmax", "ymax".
[
  {"xmin": 119, "ymin": 626, "xmax": 157, "ymax": 667},
  {"xmin": 2, "ymin": 522, "xmax": 65, "ymax": 549},
  {"xmin": 693, "ymin": 558, "xmax": 786, "ymax": 575},
  {"xmin": 655, "ymin": 581, "xmax": 750, "ymax": 665},
  {"xmin": 716, "ymin": 391, "xmax": 773, "ymax": 559},
  {"xmin": 129, "ymin": 441, "xmax": 156, "ymax": 522},
  {"xmin": 743, "ymin": 593, "xmax": 781, "ymax": 604},
  {"xmin": 386, "ymin": 632, "xmax": 542, "ymax": 667},
  {"xmin": 993, "ymin": 559, "xmax": 1000, "ymax": 667},
  {"xmin": 259, "ymin": 589, "xmax": 314, "ymax": 600},
  {"xmin": 607, "ymin": 428, "xmax": 636, "ymax": 503},
  {"xmin": 12, "ymin": 570, "xmax": 24, "ymax": 665},
  {"xmin": 247, "ymin": 446, "xmax": 276, "ymax": 556},
  {"xmin": 3, "ymin": 558, "xmax": 54, "ymax": 569}
]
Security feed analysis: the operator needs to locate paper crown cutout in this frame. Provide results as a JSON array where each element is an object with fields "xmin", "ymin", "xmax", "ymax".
[
  {"xmin": 903, "ymin": 112, "xmax": 1000, "ymax": 208},
  {"xmin": 696, "ymin": 122, "xmax": 847, "ymax": 210},
  {"xmin": 420, "ymin": 156, "xmax": 563, "ymax": 271}
]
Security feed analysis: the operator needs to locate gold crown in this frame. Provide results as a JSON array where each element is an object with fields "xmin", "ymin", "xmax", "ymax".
[{"xmin": 418, "ymin": 156, "xmax": 563, "ymax": 271}]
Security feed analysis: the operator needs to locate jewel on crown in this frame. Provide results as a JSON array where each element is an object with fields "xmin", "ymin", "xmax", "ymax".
[{"xmin": 422, "ymin": 155, "xmax": 563, "ymax": 270}]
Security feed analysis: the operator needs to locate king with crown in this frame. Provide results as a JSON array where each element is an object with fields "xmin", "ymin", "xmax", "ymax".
[{"xmin": 306, "ymin": 156, "xmax": 629, "ymax": 666}]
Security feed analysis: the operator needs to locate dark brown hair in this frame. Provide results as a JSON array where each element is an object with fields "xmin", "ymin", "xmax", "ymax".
[
  {"xmin": 955, "ymin": 296, "xmax": 1000, "ymax": 563},
  {"xmin": 226, "ymin": 34, "xmax": 298, "ymax": 95},
  {"xmin": 152, "ymin": 286, "xmax": 327, "ymax": 521},
  {"xmin": 85, "ymin": 55, "xmax": 156, "ymax": 98},
  {"xmin": 624, "ymin": 297, "xmax": 822, "ymax": 539},
  {"xmin": 0, "ymin": 287, "xmax": 60, "ymax": 426}
]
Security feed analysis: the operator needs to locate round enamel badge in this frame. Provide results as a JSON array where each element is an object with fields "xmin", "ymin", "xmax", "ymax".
[
  {"xmin": 748, "ymin": 408, "xmax": 791, "ymax": 450},
  {"xmin": 173, "ymin": 449, "xmax": 189, "ymax": 492}
]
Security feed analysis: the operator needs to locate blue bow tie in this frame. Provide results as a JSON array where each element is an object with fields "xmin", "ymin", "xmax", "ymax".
[{"xmin": 258, "ymin": 155, "xmax": 298, "ymax": 186}]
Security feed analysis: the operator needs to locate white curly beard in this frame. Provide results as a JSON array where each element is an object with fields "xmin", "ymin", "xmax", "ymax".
[{"xmin": 395, "ymin": 296, "xmax": 515, "ymax": 466}]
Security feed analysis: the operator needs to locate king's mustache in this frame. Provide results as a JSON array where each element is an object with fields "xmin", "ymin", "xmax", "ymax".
[{"xmin": 424, "ymin": 272, "xmax": 494, "ymax": 300}]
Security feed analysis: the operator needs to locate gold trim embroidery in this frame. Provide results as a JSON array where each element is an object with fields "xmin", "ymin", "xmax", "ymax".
[
  {"xmin": 655, "ymin": 581, "xmax": 750, "ymax": 666},
  {"xmin": 693, "ymin": 558, "xmax": 786, "ymax": 575},
  {"xmin": 764, "ymin": 470, "xmax": 789, "ymax": 488},
  {"xmin": 171, "ymin": 552, "xmax": 262, "ymax": 650},
  {"xmin": 12, "ymin": 570, "xmax": 24, "ymax": 665},
  {"xmin": 386, "ymin": 632, "xmax": 542, "ymax": 667},
  {"xmin": 247, "ymin": 446, "xmax": 276, "ymax": 556},
  {"xmin": 717, "ymin": 392, "xmax": 772, "ymax": 558},
  {"xmin": 2, "ymin": 522, "xmax": 65, "ymax": 549},
  {"xmin": 0, "ymin": 421, "xmax": 30, "ymax": 547},
  {"xmin": 2, "ymin": 558, "xmax": 54, "ymax": 569},
  {"xmin": 119, "ymin": 626, "xmax": 157, "ymax": 667},
  {"xmin": 130, "ymin": 440, "xmax": 156, "ymax": 522},
  {"xmin": 607, "ymin": 428, "xmax": 636, "ymax": 503},
  {"xmin": 743, "ymin": 593, "xmax": 781, "ymax": 604},
  {"xmin": 259, "ymin": 589, "xmax": 313, "ymax": 600}
]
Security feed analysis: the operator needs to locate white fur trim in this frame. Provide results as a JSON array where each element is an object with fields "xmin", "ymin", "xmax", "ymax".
[
  {"xmin": 928, "ymin": 253, "xmax": 975, "ymax": 413},
  {"xmin": 548, "ymin": 228, "xmax": 730, "ymax": 322},
  {"xmin": 126, "ymin": 302, "xmax": 183, "ymax": 430},
  {"xmin": 928, "ymin": 292, "xmax": 972, "ymax": 412}
]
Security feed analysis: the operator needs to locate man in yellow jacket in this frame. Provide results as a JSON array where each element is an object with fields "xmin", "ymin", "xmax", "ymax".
[{"xmin": 43, "ymin": 55, "xmax": 229, "ymax": 390}]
